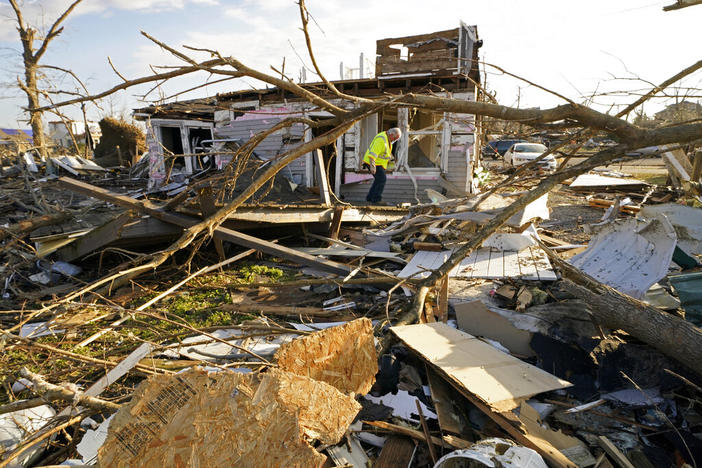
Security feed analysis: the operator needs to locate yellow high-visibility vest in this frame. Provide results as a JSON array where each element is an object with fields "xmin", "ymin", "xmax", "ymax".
[{"xmin": 362, "ymin": 131, "xmax": 394, "ymax": 169}]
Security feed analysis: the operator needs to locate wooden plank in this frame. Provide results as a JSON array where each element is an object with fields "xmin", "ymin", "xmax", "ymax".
[
  {"xmin": 375, "ymin": 28, "xmax": 458, "ymax": 48},
  {"xmin": 334, "ymin": 135, "xmax": 343, "ymax": 196},
  {"xmin": 416, "ymin": 400, "xmax": 438, "ymax": 464},
  {"xmin": 597, "ymin": 436, "xmax": 636, "ymax": 468},
  {"xmin": 692, "ymin": 150, "xmax": 702, "ymax": 182},
  {"xmin": 328, "ymin": 206, "xmax": 344, "ymax": 241},
  {"xmin": 662, "ymin": 147, "xmax": 693, "ymax": 182},
  {"xmin": 413, "ymin": 241, "xmax": 442, "ymax": 251},
  {"xmin": 223, "ymin": 207, "xmax": 404, "ymax": 224},
  {"xmin": 374, "ymin": 437, "xmax": 416, "ymax": 468},
  {"xmin": 314, "ymin": 149, "xmax": 331, "ymax": 206},
  {"xmin": 517, "ymin": 248, "xmax": 540, "ymax": 280},
  {"xmin": 438, "ymin": 276, "xmax": 449, "ymax": 323},
  {"xmin": 486, "ymin": 249, "xmax": 504, "ymax": 279},
  {"xmin": 364, "ymin": 420, "xmax": 470, "ymax": 450},
  {"xmin": 379, "ymin": 58, "xmax": 458, "ymax": 74},
  {"xmin": 502, "ymin": 250, "xmax": 523, "ymax": 278},
  {"xmin": 58, "ymin": 177, "xmax": 354, "ymax": 277},
  {"xmin": 55, "ymin": 211, "xmax": 132, "ymax": 262},
  {"xmin": 425, "ymin": 366, "xmax": 467, "ymax": 436},
  {"xmin": 470, "ymin": 247, "xmax": 492, "ymax": 278}
]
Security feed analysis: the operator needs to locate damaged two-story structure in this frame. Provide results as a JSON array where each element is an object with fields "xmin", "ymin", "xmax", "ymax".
[{"xmin": 135, "ymin": 23, "xmax": 484, "ymax": 204}]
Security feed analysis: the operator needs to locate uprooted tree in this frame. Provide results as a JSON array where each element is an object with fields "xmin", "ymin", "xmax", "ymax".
[{"xmin": 21, "ymin": 1, "xmax": 702, "ymax": 376}]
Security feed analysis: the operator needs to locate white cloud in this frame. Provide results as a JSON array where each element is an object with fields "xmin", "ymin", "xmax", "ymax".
[
  {"xmin": 0, "ymin": 0, "xmax": 218, "ymax": 42},
  {"xmin": 2, "ymin": 0, "xmax": 701, "ymax": 127}
]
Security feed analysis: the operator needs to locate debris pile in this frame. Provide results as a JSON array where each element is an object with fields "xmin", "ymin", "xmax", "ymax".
[{"xmin": 0, "ymin": 137, "xmax": 701, "ymax": 468}]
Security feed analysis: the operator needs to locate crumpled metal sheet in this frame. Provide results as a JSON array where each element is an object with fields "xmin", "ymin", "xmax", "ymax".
[{"xmin": 570, "ymin": 215, "xmax": 677, "ymax": 299}]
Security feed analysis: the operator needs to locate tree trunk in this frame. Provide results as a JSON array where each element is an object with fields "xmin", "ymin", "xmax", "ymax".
[
  {"xmin": 25, "ymin": 71, "xmax": 47, "ymax": 159},
  {"xmin": 543, "ymin": 245, "xmax": 702, "ymax": 377},
  {"xmin": 17, "ymin": 25, "xmax": 47, "ymax": 159}
]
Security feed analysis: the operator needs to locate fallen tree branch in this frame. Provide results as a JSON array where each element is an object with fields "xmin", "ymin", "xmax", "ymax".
[
  {"xmin": 16, "ymin": 368, "xmax": 121, "ymax": 413},
  {"xmin": 0, "ymin": 331, "xmax": 163, "ymax": 375},
  {"xmin": 0, "ymin": 212, "xmax": 70, "ymax": 242}
]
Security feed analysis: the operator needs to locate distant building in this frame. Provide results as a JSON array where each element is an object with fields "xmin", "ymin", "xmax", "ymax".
[
  {"xmin": 48, "ymin": 120, "xmax": 101, "ymax": 148},
  {"xmin": 0, "ymin": 128, "xmax": 33, "ymax": 151},
  {"xmin": 654, "ymin": 100, "xmax": 702, "ymax": 123}
]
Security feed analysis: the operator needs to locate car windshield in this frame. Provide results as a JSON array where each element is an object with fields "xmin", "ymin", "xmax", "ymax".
[
  {"xmin": 514, "ymin": 144, "xmax": 547, "ymax": 153},
  {"xmin": 496, "ymin": 141, "xmax": 517, "ymax": 149}
]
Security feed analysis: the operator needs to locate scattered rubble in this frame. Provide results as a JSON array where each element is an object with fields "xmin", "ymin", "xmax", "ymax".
[{"xmin": 1, "ymin": 44, "xmax": 701, "ymax": 468}]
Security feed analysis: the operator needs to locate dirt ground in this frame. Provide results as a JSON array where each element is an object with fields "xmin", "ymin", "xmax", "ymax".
[{"xmin": 545, "ymin": 188, "xmax": 604, "ymax": 244}]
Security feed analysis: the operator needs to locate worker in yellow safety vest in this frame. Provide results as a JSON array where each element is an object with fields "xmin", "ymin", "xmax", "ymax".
[{"xmin": 362, "ymin": 127, "xmax": 401, "ymax": 203}]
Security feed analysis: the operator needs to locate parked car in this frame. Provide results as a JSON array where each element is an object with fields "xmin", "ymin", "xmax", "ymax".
[
  {"xmin": 482, "ymin": 139, "xmax": 527, "ymax": 159},
  {"xmin": 503, "ymin": 142, "xmax": 556, "ymax": 170}
]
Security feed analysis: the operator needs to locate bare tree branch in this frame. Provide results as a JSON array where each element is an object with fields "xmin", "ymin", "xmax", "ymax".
[
  {"xmin": 107, "ymin": 56, "xmax": 129, "ymax": 83},
  {"xmin": 297, "ymin": 0, "xmax": 373, "ymax": 104},
  {"xmin": 31, "ymin": 58, "xmax": 229, "ymax": 112},
  {"xmin": 33, "ymin": 0, "xmax": 84, "ymax": 62}
]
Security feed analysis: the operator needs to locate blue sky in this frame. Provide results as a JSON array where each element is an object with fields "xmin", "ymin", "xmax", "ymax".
[{"xmin": 0, "ymin": 0, "xmax": 700, "ymax": 129}]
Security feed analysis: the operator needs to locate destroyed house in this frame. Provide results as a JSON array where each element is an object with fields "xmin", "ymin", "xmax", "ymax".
[{"xmin": 134, "ymin": 23, "xmax": 482, "ymax": 204}]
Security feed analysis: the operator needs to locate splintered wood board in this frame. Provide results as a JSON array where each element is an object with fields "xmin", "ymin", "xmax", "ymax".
[
  {"xmin": 98, "ymin": 368, "xmax": 359, "ymax": 468},
  {"xmin": 399, "ymin": 247, "xmax": 557, "ymax": 281},
  {"xmin": 391, "ymin": 323, "xmax": 571, "ymax": 412},
  {"xmin": 275, "ymin": 318, "xmax": 377, "ymax": 395}
]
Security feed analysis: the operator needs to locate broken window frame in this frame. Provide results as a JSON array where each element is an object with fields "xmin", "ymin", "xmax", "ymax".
[{"xmin": 149, "ymin": 118, "xmax": 214, "ymax": 175}]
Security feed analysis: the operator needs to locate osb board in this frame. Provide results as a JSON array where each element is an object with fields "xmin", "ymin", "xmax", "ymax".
[
  {"xmin": 275, "ymin": 318, "xmax": 377, "ymax": 395},
  {"xmin": 98, "ymin": 368, "xmax": 360, "ymax": 468},
  {"xmin": 390, "ymin": 323, "xmax": 571, "ymax": 412}
]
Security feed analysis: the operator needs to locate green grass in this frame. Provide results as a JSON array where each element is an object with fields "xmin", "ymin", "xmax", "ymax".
[{"xmin": 625, "ymin": 172, "xmax": 668, "ymax": 185}]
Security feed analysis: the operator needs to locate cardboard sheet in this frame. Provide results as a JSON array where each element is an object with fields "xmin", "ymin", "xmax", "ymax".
[{"xmin": 390, "ymin": 323, "xmax": 571, "ymax": 412}]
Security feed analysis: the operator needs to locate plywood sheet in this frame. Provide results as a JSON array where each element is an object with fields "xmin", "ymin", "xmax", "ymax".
[
  {"xmin": 390, "ymin": 323, "xmax": 570, "ymax": 412},
  {"xmin": 275, "ymin": 318, "xmax": 377, "ymax": 395},
  {"xmin": 98, "ymin": 368, "xmax": 360, "ymax": 468}
]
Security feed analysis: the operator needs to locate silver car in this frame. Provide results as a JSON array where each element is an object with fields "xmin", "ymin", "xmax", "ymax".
[{"xmin": 503, "ymin": 143, "xmax": 556, "ymax": 171}]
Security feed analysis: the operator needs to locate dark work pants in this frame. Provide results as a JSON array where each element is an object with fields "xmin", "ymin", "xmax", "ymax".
[{"xmin": 366, "ymin": 165, "xmax": 387, "ymax": 202}]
